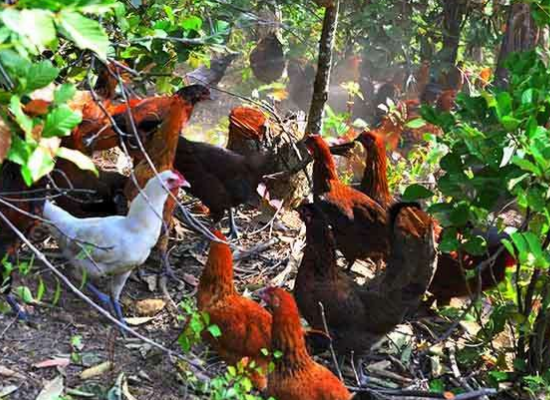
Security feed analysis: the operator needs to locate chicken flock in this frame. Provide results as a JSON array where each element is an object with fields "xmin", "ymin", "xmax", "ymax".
[{"xmin": 0, "ymin": 54, "xmax": 514, "ymax": 399}]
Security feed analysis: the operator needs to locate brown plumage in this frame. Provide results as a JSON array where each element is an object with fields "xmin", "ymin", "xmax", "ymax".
[
  {"xmin": 352, "ymin": 132, "xmax": 516, "ymax": 306},
  {"xmin": 294, "ymin": 202, "xmax": 437, "ymax": 382},
  {"xmin": 355, "ymin": 130, "xmax": 393, "ymax": 209},
  {"xmin": 0, "ymin": 161, "xmax": 47, "ymax": 318},
  {"xmin": 305, "ymin": 134, "xmax": 388, "ymax": 271},
  {"xmin": 197, "ymin": 230, "xmax": 271, "ymax": 389},
  {"xmin": 249, "ymin": 33, "xmax": 285, "ymax": 84},
  {"xmin": 173, "ymin": 136, "xmax": 271, "ymax": 238},
  {"xmin": 124, "ymin": 85, "xmax": 211, "ymax": 277},
  {"xmin": 261, "ymin": 287, "xmax": 352, "ymax": 400},
  {"xmin": 226, "ymin": 106, "xmax": 267, "ymax": 157}
]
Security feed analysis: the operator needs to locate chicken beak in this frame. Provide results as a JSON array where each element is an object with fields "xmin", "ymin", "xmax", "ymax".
[{"xmin": 180, "ymin": 178, "xmax": 191, "ymax": 189}]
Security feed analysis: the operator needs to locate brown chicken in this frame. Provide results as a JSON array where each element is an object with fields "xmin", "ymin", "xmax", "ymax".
[
  {"xmin": 226, "ymin": 106, "xmax": 268, "ymax": 157},
  {"xmin": 249, "ymin": 32, "xmax": 285, "ymax": 84},
  {"xmin": 305, "ymin": 134, "xmax": 388, "ymax": 271},
  {"xmin": 124, "ymin": 85, "xmax": 211, "ymax": 278},
  {"xmin": 173, "ymin": 136, "xmax": 271, "ymax": 239},
  {"xmin": 287, "ymin": 59, "xmax": 315, "ymax": 111},
  {"xmin": 0, "ymin": 161, "xmax": 47, "ymax": 320},
  {"xmin": 260, "ymin": 287, "xmax": 352, "ymax": 400},
  {"xmin": 196, "ymin": 230, "xmax": 271, "ymax": 389},
  {"xmin": 353, "ymin": 130, "xmax": 516, "ymax": 306},
  {"xmin": 294, "ymin": 202, "xmax": 437, "ymax": 383},
  {"xmin": 355, "ymin": 130, "xmax": 393, "ymax": 209}
]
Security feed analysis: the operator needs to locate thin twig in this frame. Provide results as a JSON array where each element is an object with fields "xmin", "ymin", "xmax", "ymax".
[{"xmin": 318, "ymin": 301, "xmax": 343, "ymax": 382}]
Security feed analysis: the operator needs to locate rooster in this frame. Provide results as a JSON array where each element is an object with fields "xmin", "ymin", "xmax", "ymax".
[
  {"xmin": 196, "ymin": 230, "xmax": 271, "ymax": 390},
  {"xmin": 260, "ymin": 287, "xmax": 352, "ymax": 400},
  {"xmin": 226, "ymin": 106, "xmax": 267, "ymax": 157},
  {"xmin": 0, "ymin": 161, "xmax": 47, "ymax": 319},
  {"xmin": 44, "ymin": 170, "xmax": 189, "ymax": 324},
  {"xmin": 124, "ymin": 85, "xmax": 211, "ymax": 279},
  {"xmin": 294, "ymin": 202, "xmax": 437, "ymax": 384},
  {"xmin": 304, "ymin": 134, "xmax": 388, "ymax": 271}
]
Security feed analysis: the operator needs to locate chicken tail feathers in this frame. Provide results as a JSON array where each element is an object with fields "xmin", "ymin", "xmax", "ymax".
[{"xmin": 388, "ymin": 201, "xmax": 422, "ymax": 230}]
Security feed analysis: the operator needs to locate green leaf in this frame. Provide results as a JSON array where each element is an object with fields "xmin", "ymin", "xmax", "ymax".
[
  {"xmin": 57, "ymin": 10, "xmax": 109, "ymax": 59},
  {"xmin": 16, "ymin": 286, "xmax": 34, "ymax": 304},
  {"xmin": 26, "ymin": 60, "xmax": 59, "ymax": 92},
  {"xmin": 42, "ymin": 105, "xmax": 82, "ymax": 137},
  {"xmin": 405, "ymin": 118, "xmax": 426, "ymax": 129},
  {"xmin": 36, "ymin": 277, "xmax": 46, "ymax": 302},
  {"xmin": 402, "ymin": 184, "xmax": 433, "ymax": 201},
  {"xmin": 9, "ymin": 96, "xmax": 33, "ymax": 137},
  {"xmin": 512, "ymin": 156, "xmax": 542, "ymax": 176},
  {"xmin": 56, "ymin": 147, "xmax": 98, "ymax": 176},
  {"xmin": 1, "ymin": 8, "xmax": 22, "ymax": 33},
  {"xmin": 180, "ymin": 16, "xmax": 202, "ymax": 31},
  {"xmin": 19, "ymin": 10, "xmax": 56, "ymax": 51},
  {"xmin": 207, "ymin": 324, "xmax": 222, "ymax": 338},
  {"xmin": 26, "ymin": 145, "xmax": 56, "ymax": 182},
  {"xmin": 54, "ymin": 84, "xmax": 77, "ymax": 105}
]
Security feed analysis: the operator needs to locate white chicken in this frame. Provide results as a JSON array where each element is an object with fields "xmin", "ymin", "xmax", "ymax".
[{"xmin": 44, "ymin": 170, "xmax": 190, "ymax": 324}]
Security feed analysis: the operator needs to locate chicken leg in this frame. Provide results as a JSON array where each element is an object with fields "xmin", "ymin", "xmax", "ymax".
[
  {"xmin": 228, "ymin": 208, "xmax": 240, "ymax": 240},
  {"xmin": 6, "ymin": 294, "xmax": 28, "ymax": 320}
]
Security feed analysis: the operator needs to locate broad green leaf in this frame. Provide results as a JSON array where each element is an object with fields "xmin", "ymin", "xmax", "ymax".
[
  {"xmin": 26, "ymin": 60, "xmax": 59, "ymax": 92},
  {"xmin": 1, "ymin": 8, "xmax": 21, "ymax": 33},
  {"xmin": 180, "ymin": 16, "xmax": 202, "ymax": 31},
  {"xmin": 402, "ymin": 184, "xmax": 433, "ymax": 201},
  {"xmin": 512, "ymin": 156, "xmax": 542, "ymax": 176},
  {"xmin": 58, "ymin": 10, "xmax": 109, "ymax": 59},
  {"xmin": 207, "ymin": 324, "xmax": 222, "ymax": 338},
  {"xmin": 26, "ymin": 144, "xmax": 56, "ymax": 182},
  {"xmin": 56, "ymin": 147, "xmax": 98, "ymax": 175},
  {"xmin": 405, "ymin": 118, "xmax": 426, "ymax": 129},
  {"xmin": 9, "ymin": 96, "xmax": 33, "ymax": 137},
  {"xmin": 42, "ymin": 105, "xmax": 82, "ymax": 137},
  {"xmin": 19, "ymin": 10, "xmax": 56, "ymax": 51},
  {"xmin": 54, "ymin": 83, "xmax": 77, "ymax": 105},
  {"xmin": 501, "ymin": 115, "xmax": 521, "ymax": 131},
  {"xmin": 15, "ymin": 285, "xmax": 34, "ymax": 304}
]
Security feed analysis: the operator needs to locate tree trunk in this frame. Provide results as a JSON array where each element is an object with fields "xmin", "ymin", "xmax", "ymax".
[
  {"xmin": 494, "ymin": 3, "xmax": 539, "ymax": 87},
  {"xmin": 306, "ymin": 1, "xmax": 340, "ymax": 135},
  {"xmin": 437, "ymin": 0, "xmax": 469, "ymax": 67}
]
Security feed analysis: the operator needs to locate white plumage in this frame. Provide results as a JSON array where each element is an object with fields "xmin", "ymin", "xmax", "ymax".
[{"xmin": 44, "ymin": 170, "xmax": 189, "ymax": 323}]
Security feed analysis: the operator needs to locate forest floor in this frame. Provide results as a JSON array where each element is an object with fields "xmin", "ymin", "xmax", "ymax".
[{"xmin": 0, "ymin": 206, "xmax": 501, "ymax": 400}]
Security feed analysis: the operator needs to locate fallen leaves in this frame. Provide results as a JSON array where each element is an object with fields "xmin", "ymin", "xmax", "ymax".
[
  {"xmin": 0, "ymin": 119, "xmax": 11, "ymax": 164},
  {"xmin": 80, "ymin": 361, "xmax": 112, "ymax": 380},
  {"xmin": 134, "ymin": 298, "xmax": 166, "ymax": 317},
  {"xmin": 36, "ymin": 376, "xmax": 64, "ymax": 400}
]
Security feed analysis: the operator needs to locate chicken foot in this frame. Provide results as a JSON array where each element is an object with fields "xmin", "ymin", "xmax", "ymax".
[{"xmin": 86, "ymin": 282, "xmax": 116, "ymax": 316}]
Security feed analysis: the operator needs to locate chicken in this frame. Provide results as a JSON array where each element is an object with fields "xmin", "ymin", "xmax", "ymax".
[
  {"xmin": 124, "ymin": 85, "xmax": 211, "ymax": 278},
  {"xmin": 249, "ymin": 32, "xmax": 285, "ymax": 84},
  {"xmin": 196, "ymin": 230, "xmax": 271, "ymax": 389},
  {"xmin": 373, "ymin": 82, "xmax": 401, "ymax": 123},
  {"xmin": 260, "ymin": 287, "xmax": 352, "ymax": 400},
  {"xmin": 304, "ymin": 134, "xmax": 388, "ymax": 271},
  {"xmin": 429, "ymin": 228, "xmax": 516, "ymax": 306},
  {"xmin": 43, "ymin": 170, "xmax": 190, "ymax": 324},
  {"xmin": 113, "ymin": 85, "xmax": 210, "ymax": 163},
  {"xmin": 287, "ymin": 58, "xmax": 315, "ymax": 111},
  {"xmin": 226, "ymin": 106, "xmax": 268, "ymax": 157},
  {"xmin": 353, "ymin": 130, "xmax": 515, "ymax": 306},
  {"xmin": 50, "ymin": 161, "xmax": 128, "ymax": 218},
  {"xmin": 173, "ymin": 137, "xmax": 271, "ymax": 239},
  {"xmin": 355, "ymin": 130, "xmax": 393, "ymax": 209},
  {"xmin": 0, "ymin": 161, "xmax": 47, "ymax": 319},
  {"xmin": 294, "ymin": 202, "xmax": 437, "ymax": 383},
  {"xmin": 185, "ymin": 53, "xmax": 237, "ymax": 87}
]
